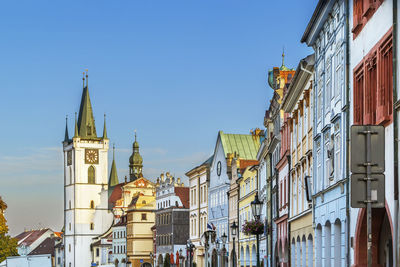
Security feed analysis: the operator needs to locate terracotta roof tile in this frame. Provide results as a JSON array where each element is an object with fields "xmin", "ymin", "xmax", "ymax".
[{"xmin": 174, "ymin": 187, "xmax": 189, "ymax": 208}]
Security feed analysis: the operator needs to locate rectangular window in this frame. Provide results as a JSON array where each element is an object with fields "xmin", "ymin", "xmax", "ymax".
[
  {"xmin": 326, "ymin": 59, "xmax": 332, "ymax": 111},
  {"xmin": 141, "ymin": 213, "xmax": 147, "ymax": 221},
  {"xmin": 377, "ymin": 32, "xmax": 393, "ymax": 124},
  {"xmin": 335, "ymin": 133, "xmax": 341, "ymax": 181}
]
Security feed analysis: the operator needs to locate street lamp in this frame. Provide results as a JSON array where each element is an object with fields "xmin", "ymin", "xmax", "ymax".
[
  {"xmin": 179, "ymin": 249, "xmax": 184, "ymax": 267},
  {"xmin": 251, "ymin": 192, "xmax": 263, "ymax": 267},
  {"xmin": 201, "ymin": 229, "xmax": 215, "ymax": 267},
  {"xmin": 149, "ymin": 252, "xmax": 154, "ymax": 267},
  {"xmin": 230, "ymin": 221, "xmax": 238, "ymax": 267},
  {"xmin": 187, "ymin": 239, "xmax": 195, "ymax": 267},
  {"xmin": 221, "ymin": 233, "xmax": 227, "ymax": 267},
  {"xmin": 221, "ymin": 232, "xmax": 227, "ymax": 244}
]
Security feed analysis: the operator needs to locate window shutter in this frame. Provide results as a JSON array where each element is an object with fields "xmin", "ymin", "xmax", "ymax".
[
  {"xmin": 364, "ymin": 53, "xmax": 377, "ymax": 124},
  {"xmin": 377, "ymin": 32, "xmax": 393, "ymax": 124},
  {"xmin": 353, "ymin": 65, "xmax": 364, "ymax": 125}
]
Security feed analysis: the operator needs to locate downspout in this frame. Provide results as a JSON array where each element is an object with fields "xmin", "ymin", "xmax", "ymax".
[
  {"xmin": 236, "ymin": 177, "xmax": 241, "ymax": 265},
  {"xmin": 268, "ymin": 152, "xmax": 273, "ymax": 267},
  {"xmin": 344, "ymin": 0, "xmax": 351, "ymax": 266},
  {"xmin": 286, "ymin": 154, "xmax": 291, "ymax": 267},
  {"xmin": 392, "ymin": 0, "xmax": 399, "ymax": 265}
]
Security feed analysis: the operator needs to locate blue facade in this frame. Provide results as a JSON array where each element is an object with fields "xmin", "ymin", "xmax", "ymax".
[
  {"xmin": 302, "ymin": 0, "xmax": 348, "ymax": 266},
  {"xmin": 208, "ymin": 137, "xmax": 230, "ymax": 266}
]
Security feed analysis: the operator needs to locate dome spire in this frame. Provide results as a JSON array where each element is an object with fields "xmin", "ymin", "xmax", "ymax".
[{"xmin": 129, "ymin": 130, "xmax": 143, "ymax": 181}]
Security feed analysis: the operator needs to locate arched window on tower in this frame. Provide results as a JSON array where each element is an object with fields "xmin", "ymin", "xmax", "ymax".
[
  {"xmin": 90, "ymin": 201, "xmax": 94, "ymax": 209},
  {"xmin": 88, "ymin": 166, "xmax": 95, "ymax": 184},
  {"xmin": 90, "ymin": 223, "xmax": 94, "ymax": 230}
]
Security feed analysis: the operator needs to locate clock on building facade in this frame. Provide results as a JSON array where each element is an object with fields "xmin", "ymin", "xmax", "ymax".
[{"xmin": 85, "ymin": 149, "xmax": 99, "ymax": 164}]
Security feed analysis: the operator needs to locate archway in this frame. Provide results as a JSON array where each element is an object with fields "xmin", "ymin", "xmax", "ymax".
[
  {"xmin": 251, "ymin": 244, "xmax": 256, "ymax": 267},
  {"xmin": 307, "ymin": 234, "xmax": 313, "ymax": 267},
  {"xmin": 296, "ymin": 236, "xmax": 301, "ymax": 267},
  {"xmin": 240, "ymin": 246, "xmax": 245, "ymax": 267},
  {"xmin": 245, "ymin": 245, "xmax": 250, "ymax": 267},
  {"xmin": 354, "ymin": 206, "xmax": 393, "ymax": 267},
  {"xmin": 301, "ymin": 235, "xmax": 306, "ymax": 267},
  {"xmin": 212, "ymin": 249, "xmax": 218, "ymax": 267},
  {"xmin": 315, "ymin": 224, "xmax": 322, "ymax": 266}
]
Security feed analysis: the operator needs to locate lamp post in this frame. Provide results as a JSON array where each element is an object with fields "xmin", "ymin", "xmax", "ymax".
[
  {"xmin": 179, "ymin": 249, "xmax": 184, "ymax": 267},
  {"xmin": 150, "ymin": 252, "xmax": 154, "ymax": 267},
  {"xmin": 251, "ymin": 192, "xmax": 263, "ymax": 267},
  {"xmin": 230, "ymin": 221, "xmax": 238, "ymax": 267},
  {"xmin": 201, "ymin": 230, "xmax": 215, "ymax": 267},
  {"xmin": 221, "ymin": 232, "xmax": 227, "ymax": 267},
  {"xmin": 187, "ymin": 239, "xmax": 195, "ymax": 267}
]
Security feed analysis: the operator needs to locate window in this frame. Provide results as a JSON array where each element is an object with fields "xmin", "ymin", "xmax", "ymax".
[
  {"xmin": 142, "ymin": 200, "xmax": 146, "ymax": 205},
  {"xmin": 69, "ymin": 201, "xmax": 71, "ymax": 209},
  {"xmin": 90, "ymin": 223, "xmax": 94, "ymax": 230},
  {"xmin": 96, "ymin": 248, "xmax": 99, "ymax": 257},
  {"xmin": 90, "ymin": 200, "xmax": 94, "ymax": 209},
  {"xmin": 352, "ymin": 0, "xmax": 384, "ymax": 38},
  {"xmin": 335, "ymin": 133, "xmax": 341, "ymax": 181},
  {"xmin": 88, "ymin": 166, "xmax": 95, "ymax": 184},
  {"xmin": 326, "ymin": 59, "xmax": 332, "ymax": 111},
  {"xmin": 69, "ymin": 223, "xmax": 71, "ymax": 231},
  {"xmin": 69, "ymin": 244, "xmax": 71, "ymax": 252},
  {"xmin": 142, "ymin": 213, "xmax": 147, "ymax": 221},
  {"xmin": 353, "ymin": 29, "xmax": 393, "ymax": 126}
]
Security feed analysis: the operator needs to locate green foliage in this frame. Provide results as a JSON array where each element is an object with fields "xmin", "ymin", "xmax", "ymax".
[
  {"xmin": 193, "ymin": 262, "xmax": 197, "ymax": 267},
  {"xmin": 0, "ymin": 196, "xmax": 19, "ymax": 262}
]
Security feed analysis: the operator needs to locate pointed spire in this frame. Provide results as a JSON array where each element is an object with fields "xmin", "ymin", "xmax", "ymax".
[
  {"xmin": 64, "ymin": 115, "xmax": 69, "ymax": 143},
  {"xmin": 108, "ymin": 144, "xmax": 119, "ymax": 187},
  {"xmin": 103, "ymin": 114, "xmax": 108, "ymax": 139},
  {"xmin": 74, "ymin": 112, "xmax": 79, "ymax": 137},
  {"xmin": 77, "ymin": 70, "xmax": 97, "ymax": 139},
  {"xmin": 281, "ymin": 46, "xmax": 285, "ymax": 67}
]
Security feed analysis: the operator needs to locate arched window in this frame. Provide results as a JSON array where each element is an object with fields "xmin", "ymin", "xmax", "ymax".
[
  {"xmin": 88, "ymin": 166, "xmax": 95, "ymax": 184},
  {"xmin": 69, "ymin": 201, "xmax": 71, "ymax": 209},
  {"xmin": 90, "ymin": 201, "xmax": 94, "ymax": 209},
  {"xmin": 142, "ymin": 200, "xmax": 146, "ymax": 204},
  {"xmin": 90, "ymin": 223, "xmax": 94, "ymax": 230}
]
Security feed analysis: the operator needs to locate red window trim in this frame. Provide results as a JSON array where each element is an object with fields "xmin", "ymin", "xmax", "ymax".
[
  {"xmin": 353, "ymin": 28, "xmax": 393, "ymax": 126},
  {"xmin": 352, "ymin": 0, "xmax": 384, "ymax": 39}
]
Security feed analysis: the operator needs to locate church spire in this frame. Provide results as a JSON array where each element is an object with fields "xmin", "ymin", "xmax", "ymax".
[
  {"xmin": 103, "ymin": 114, "xmax": 108, "ymax": 139},
  {"xmin": 281, "ymin": 47, "xmax": 285, "ymax": 68},
  {"xmin": 64, "ymin": 115, "xmax": 69, "ymax": 143},
  {"xmin": 74, "ymin": 112, "xmax": 79, "ymax": 138},
  {"xmin": 108, "ymin": 144, "xmax": 119, "ymax": 187},
  {"xmin": 129, "ymin": 130, "xmax": 143, "ymax": 181},
  {"xmin": 77, "ymin": 70, "xmax": 97, "ymax": 139}
]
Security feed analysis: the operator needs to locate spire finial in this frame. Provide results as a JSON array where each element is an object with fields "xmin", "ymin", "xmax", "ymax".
[
  {"xmin": 103, "ymin": 113, "xmax": 108, "ymax": 139},
  {"xmin": 64, "ymin": 115, "xmax": 69, "ymax": 143},
  {"xmin": 85, "ymin": 69, "xmax": 88, "ymax": 88},
  {"xmin": 134, "ymin": 129, "xmax": 137, "ymax": 141},
  {"xmin": 82, "ymin": 72, "xmax": 85, "ymax": 88},
  {"xmin": 74, "ymin": 112, "xmax": 79, "ymax": 137},
  {"xmin": 282, "ymin": 46, "xmax": 285, "ymax": 67},
  {"xmin": 113, "ymin": 143, "xmax": 115, "ymax": 159}
]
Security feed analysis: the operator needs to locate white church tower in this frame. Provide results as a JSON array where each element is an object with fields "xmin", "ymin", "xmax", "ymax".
[{"xmin": 63, "ymin": 72, "xmax": 113, "ymax": 267}]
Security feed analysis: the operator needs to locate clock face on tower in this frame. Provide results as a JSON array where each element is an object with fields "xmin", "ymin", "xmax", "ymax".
[
  {"xmin": 217, "ymin": 161, "xmax": 222, "ymax": 176},
  {"xmin": 85, "ymin": 149, "xmax": 99, "ymax": 164}
]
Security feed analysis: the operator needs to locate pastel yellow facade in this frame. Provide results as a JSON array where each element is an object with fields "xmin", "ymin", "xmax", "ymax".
[
  {"xmin": 238, "ymin": 167, "xmax": 258, "ymax": 267},
  {"xmin": 126, "ymin": 178, "xmax": 156, "ymax": 267}
]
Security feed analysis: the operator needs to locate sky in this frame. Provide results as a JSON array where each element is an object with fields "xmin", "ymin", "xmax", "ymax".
[{"xmin": 0, "ymin": 0, "xmax": 315, "ymax": 236}]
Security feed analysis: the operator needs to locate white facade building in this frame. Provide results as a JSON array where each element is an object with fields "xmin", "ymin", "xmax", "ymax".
[
  {"xmin": 63, "ymin": 75, "xmax": 113, "ymax": 267},
  {"xmin": 112, "ymin": 215, "xmax": 127, "ymax": 267}
]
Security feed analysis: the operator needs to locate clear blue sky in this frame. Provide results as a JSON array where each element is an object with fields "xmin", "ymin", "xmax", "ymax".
[{"xmin": 0, "ymin": 0, "xmax": 315, "ymax": 236}]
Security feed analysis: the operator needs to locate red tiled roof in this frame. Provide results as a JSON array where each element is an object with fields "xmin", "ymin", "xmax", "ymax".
[
  {"xmin": 174, "ymin": 187, "xmax": 189, "ymax": 208},
  {"xmin": 109, "ymin": 183, "xmax": 124, "ymax": 207},
  {"xmin": 15, "ymin": 229, "xmax": 52, "ymax": 246},
  {"xmin": 239, "ymin": 160, "xmax": 259, "ymax": 174}
]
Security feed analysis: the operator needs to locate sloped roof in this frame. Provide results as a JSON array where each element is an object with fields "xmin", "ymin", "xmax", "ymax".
[
  {"xmin": 14, "ymin": 229, "xmax": 52, "ymax": 246},
  {"xmin": 219, "ymin": 131, "xmax": 261, "ymax": 160},
  {"xmin": 108, "ymin": 183, "xmax": 124, "ymax": 207},
  {"xmin": 28, "ymin": 237, "xmax": 59, "ymax": 256},
  {"xmin": 238, "ymin": 160, "xmax": 259, "ymax": 174},
  {"xmin": 174, "ymin": 187, "xmax": 189, "ymax": 209}
]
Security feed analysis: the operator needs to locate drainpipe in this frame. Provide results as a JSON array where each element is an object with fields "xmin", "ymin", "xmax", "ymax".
[
  {"xmin": 268, "ymin": 152, "xmax": 273, "ymax": 267},
  {"xmin": 344, "ymin": 0, "xmax": 351, "ymax": 266},
  {"xmin": 392, "ymin": 0, "xmax": 399, "ymax": 265},
  {"xmin": 286, "ymin": 154, "xmax": 291, "ymax": 267}
]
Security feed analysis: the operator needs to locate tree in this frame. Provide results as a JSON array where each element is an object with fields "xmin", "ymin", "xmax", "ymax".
[{"xmin": 0, "ymin": 196, "xmax": 18, "ymax": 262}]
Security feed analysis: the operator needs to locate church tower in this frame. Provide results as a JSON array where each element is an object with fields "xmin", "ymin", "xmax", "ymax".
[
  {"xmin": 63, "ymin": 72, "xmax": 113, "ymax": 267},
  {"xmin": 129, "ymin": 132, "xmax": 143, "ymax": 181}
]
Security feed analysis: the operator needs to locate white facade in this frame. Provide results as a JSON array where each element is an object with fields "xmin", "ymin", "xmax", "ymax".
[
  {"xmin": 3, "ymin": 255, "xmax": 52, "ymax": 267},
  {"xmin": 112, "ymin": 223, "xmax": 127, "ymax": 267}
]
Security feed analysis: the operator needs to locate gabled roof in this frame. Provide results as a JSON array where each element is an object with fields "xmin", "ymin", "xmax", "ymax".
[
  {"xmin": 185, "ymin": 155, "xmax": 213, "ymax": 177},
  {"xmin": 108, "ymin": 183, "xmax": 124, "ymax": 208},
  {"xmin": 28, "ymin": 237, "xmax": 59, "ymax": 256},
  {"xmin": 14, "ymin": 229, "xmax": 52, "ymax": 247},
  {"xmin": 219, "ymin": 131, "xmax": 261, "ymax": 160}
]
